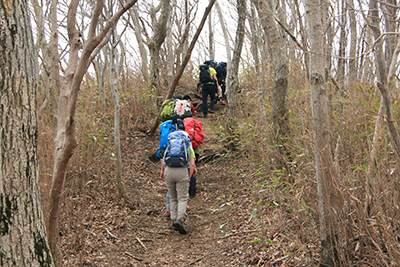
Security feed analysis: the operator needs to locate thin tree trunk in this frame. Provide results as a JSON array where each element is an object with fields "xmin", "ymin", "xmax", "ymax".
[
  {"xmin": 166, "ymin": 0, "xmax": 176, "ymax": 88},
  {"xmin": 215, "ymin": 0, "xmax": 232, "ymax": 64},
  {"xmin": 306, "ymin": 0, "xmax": 342, "ymax": 265},
  {"xmin": 369, "ymin": 0, "xmax": 400, "ymax": 177},
  {"xmin": 47, "ymin": 1, "xmax": 137, "ymax": 263},
  {"xmin": 0, "ymin": 0, "xmax": 54, "ymax": 265},
  {"xmin": 148, "ymin": 0, "xmax": 171, "ymax": 98},
  {"xmin": 334, "ymin": 0, "xmax": 347, "ymax": 173},
  {"xmin": 253, "ymin": 0, "xmax": 290, "ymax": 168},
  {"xmin": 347, "ymin": 0, "xmax": 357, "ymax": 87},
  {"xmin": 110, "ymin": 26, "xmax": 124, "ymax": 199},
  {"xmin": 227, "ymin": 0, "xmax": 246, "ymax": 124},
  {"xmin": 131, "ymin": 6, "xmax": 149, "ymax": 82},
  {"xmin": 249, "ymin": 3, "xmax": 272, "ymax": 153},
  {"xmin": 208, "ymin": 0, "xmax": 214, "ymax": 59}
]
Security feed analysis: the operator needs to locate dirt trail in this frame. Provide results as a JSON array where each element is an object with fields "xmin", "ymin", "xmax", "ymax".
[{"xmin": 61, "ymin": 97, "xmax": 256, "ymax": 266}]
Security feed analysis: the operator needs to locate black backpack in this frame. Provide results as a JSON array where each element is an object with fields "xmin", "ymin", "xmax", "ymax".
[
  {"xmin": 216, "ymin": 62, "xmax": 227, "ymax": 84},
  {"xmin": 199, "ymin": 64, "xmax": 214, "ymax": 84}
]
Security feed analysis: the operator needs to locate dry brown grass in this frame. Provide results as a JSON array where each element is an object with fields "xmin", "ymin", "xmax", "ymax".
[{"xmin": 37, "ymin": 62, "xmax": 400, "ymax": 265}]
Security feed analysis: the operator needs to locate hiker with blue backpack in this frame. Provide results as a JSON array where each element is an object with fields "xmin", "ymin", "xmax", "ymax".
[{"xmin": 159, "ymin": 119, "xmax": 197, "ymax": 234}]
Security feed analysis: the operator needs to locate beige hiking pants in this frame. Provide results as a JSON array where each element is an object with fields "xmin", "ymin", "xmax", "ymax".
[{"xmin": 164, "ymin": 166, "xmax": 189, "ymax": 220}]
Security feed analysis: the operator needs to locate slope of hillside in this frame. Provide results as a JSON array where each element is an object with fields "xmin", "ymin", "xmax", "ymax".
[{"xmin": 58, "ymin": 93, "xmax": 319, "ymax": 266}]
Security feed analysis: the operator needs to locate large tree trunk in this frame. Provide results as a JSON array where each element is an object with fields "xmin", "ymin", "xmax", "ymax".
[
  {"xmin": 253, "ymin": 0, "xmax": 290, "ymax": 169},
  {"xmin": 0, "ymin": 0, "xmax": 54, "ymax": 265},
  {"xmin": 227, "ymin": 0, "xmax": 246, "ymax": 124},
  {"xmin": 306, "ymin": 0, "xmax": 342, "ymax": 265},
  {"xmin": 47, "ymin": 1, "xmax": 137, "ymax": 264}
]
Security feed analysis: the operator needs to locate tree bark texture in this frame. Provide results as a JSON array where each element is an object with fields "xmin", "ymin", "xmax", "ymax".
[
  {"xmin": 148, "ymin": 0, "xmax": 171, "ymax": 97},
  {"xmin": 227, "ymin": 0, "xmax": 246, "ymax": 121},
  {"xmin": 306, "ymin": 0, "xmax": 342, "ymax": 265},
  {"xmin": 253, "ymin": 0, "xmax": 290, "ymax": 166},
  {"xmin": 0, "ymin": 0, "xmax": 54, "ymax": 265}
]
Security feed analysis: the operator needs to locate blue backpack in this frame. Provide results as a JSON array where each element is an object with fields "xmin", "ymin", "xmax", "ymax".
[
  {"xmin": 163, "ymin": 130, "xmax": 191, "ymax": 167},
  {"xmin": 157, "ymin": 119, "xmax": 186, "ymax": 159},
  {"xmin": 157, "ymin": 120, "xmax": 176, "ymax": 159}
]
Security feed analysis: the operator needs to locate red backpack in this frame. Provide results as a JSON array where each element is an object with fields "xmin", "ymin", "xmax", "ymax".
[{"xmin": 183, "ymin": 118, "xmax": 204, "ymax": 149}]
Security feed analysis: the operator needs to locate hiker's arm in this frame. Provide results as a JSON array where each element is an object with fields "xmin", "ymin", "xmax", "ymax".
[
  {"xmin": 213, "ymin": 74, "xmax": 220, "ymax": 92},
  {"xmin": 189, "ymin": 157, "xmax": 197, "ymax": 178},
  {"xmin": 160, "ymin": 160, "xmax": 165, "ymax": 180}
]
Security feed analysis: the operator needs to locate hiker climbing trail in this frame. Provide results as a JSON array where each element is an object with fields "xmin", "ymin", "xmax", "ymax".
[{"xmin": 58, "ymin": 91, "xmax": 307, "ymax": 266}]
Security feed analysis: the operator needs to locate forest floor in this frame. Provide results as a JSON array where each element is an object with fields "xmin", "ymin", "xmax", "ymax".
[{"xmin": 59, "ymin": 91, "xmax": 319, "ymax": 266}]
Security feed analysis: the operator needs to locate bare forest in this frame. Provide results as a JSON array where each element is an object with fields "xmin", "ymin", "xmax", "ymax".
[{"xmin": 1, "ymin": 0, "xmax": 400, "ymax": 266}]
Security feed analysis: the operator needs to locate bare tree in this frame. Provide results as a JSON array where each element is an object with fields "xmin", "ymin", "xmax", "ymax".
[
  {"xmin": 0, "ymin": 0, "xmax": 54, "ymax": 265},
  {"xmin": 306, "ymin": 0, "xmax": 343, "ymax": 265},
  {"xmin": 248, "ymin": 3, "xmax": 272, "ymax": 153},
  {"xmin": 147, "ymin": 0, "xmax": 171, "ymax": 97},
  {"xmin": 47, "ymin": 1, "xmax": 137, "ymax": 264},
  {"xmin": 215, "ymin": 0, "xmax": 232, "ymax": 65},
  {"xmin": 208, "ymin": 0, "xmax": 215, "ymax": 59},
  {"xmin": 130, "ymin": 5, "xmax": 149, "ymax": 82},
  {"xmin": 253, "ymin": 0, "xmax": 290, "ymax": 169},
  {"xmin": 227, "ymin": 0, "xmax": 246, "ymax": 123}
]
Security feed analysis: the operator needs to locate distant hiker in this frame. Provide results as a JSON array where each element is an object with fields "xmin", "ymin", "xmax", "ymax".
[
  {"xmin": 199, "ymin": 60, "xmax": 220, "ymax": 118},
  {"xmin": 183, "ymin": 95, "xmax": 196, "ymax": 116},
  {"xmin": 159, "ymin": 95, "xmax": 183, "ymax": 122},
  {"xmin": 209, "ymin": 58, "xmax": 218, "ymax": 69},
  {"xmin": 159, "ymin": 119, "xmax": 197, "ymax": 234},
  {"xmin": 215, "ymin": 62, "xmax": 227, "ymax": 105}
]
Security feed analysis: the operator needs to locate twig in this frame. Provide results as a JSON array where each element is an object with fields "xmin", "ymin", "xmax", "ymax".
[
  {"xmin": 106, "ymin": 228, "xmax": 118, "ymax": 239},
  {"xmin": 270, "ymin": 255, "xmax": 290, "ymax": 265},
  {"xmin": 189, "ymin": 256, "xmax": 204, "ymax": 265},
  {"xmin": 124, "ymin": 252, "xmax": 143, "ymax": 261},
  {"xmin": 219, "ymin": 230, "xmax": 257, "ymax": 239},
  {"xmin": 139, "ymin": 228, "xmax": 169, "ymax": 235},
  {"xmin": 135, "ymin": 236, "xmax": 147, "ymax": 250}
]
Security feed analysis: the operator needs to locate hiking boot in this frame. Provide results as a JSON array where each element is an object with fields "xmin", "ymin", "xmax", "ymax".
[
  {"xmin": 203, "ymin": 114, "xmax": 208, "ymax": 118},
  {"xmin": 208, "ymin": 108, "xmax": 214, "ymax": 113},
  {"xmin": 172, "ymin": 218, "xmax": 187, "ymax": 234},
  {"xmin": 171, "ymin": 223, "xmax": 178, "ymax": 231},
  {"xmin": 166, "ymin": 210, "xmax": 171, "ymax": 220}
]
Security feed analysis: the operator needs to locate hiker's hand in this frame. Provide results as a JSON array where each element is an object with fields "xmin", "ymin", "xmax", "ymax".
[
  {"xmin": 190, "ymin": 166, "xmax": 197, "ymax": 178},
  {"xmin": 160, "ymin": 169, "xmax": 165, "ymax": 180}
]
